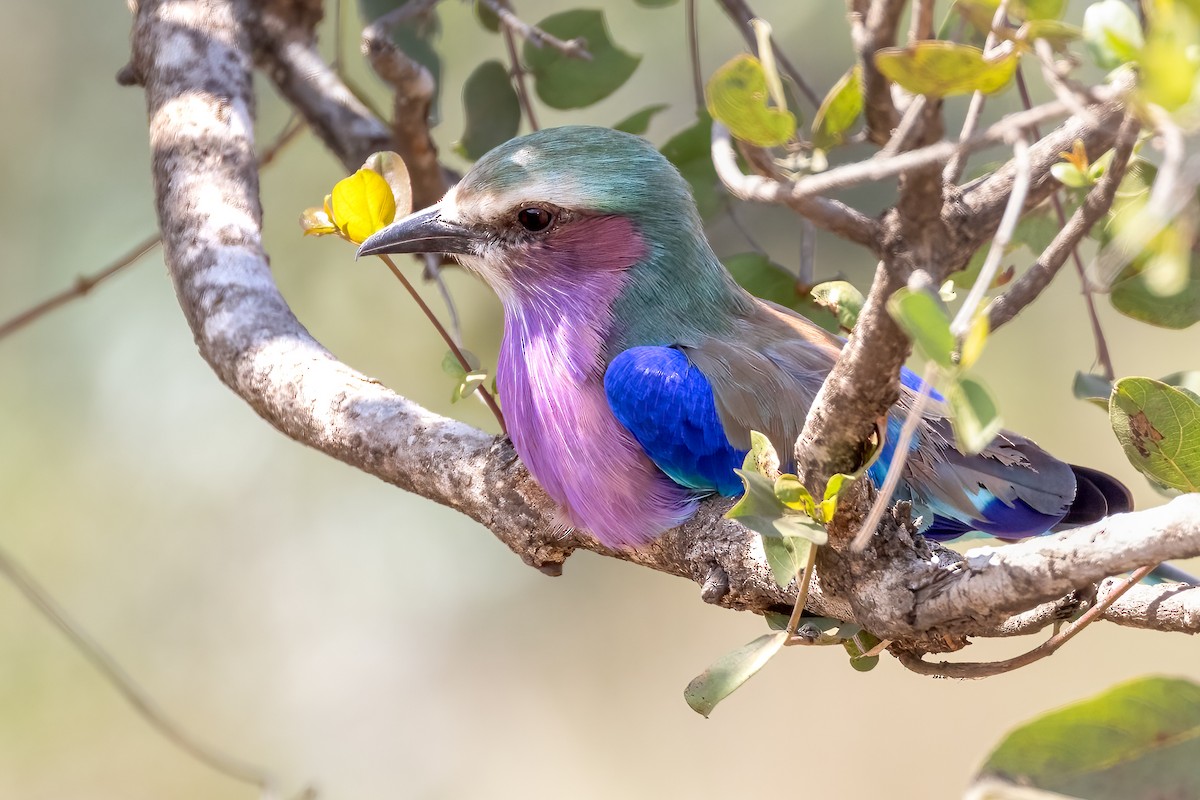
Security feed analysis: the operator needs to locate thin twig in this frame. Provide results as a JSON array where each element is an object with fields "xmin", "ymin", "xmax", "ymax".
[
  {"xmin": 0, "ymin": 235, "xmax": 160, "ymax": 342},
  {"xmin": 951, "ymin": 133, "xmax": 1031, "ymax": 336},
  {"xmin": 0, "ymin": 543, "xmax": 282, "ymax": 796},
  {"xmin": 987, "ymin": 113, "xmax": 1139, "ymax": 332},
  {"xmin": 785, "ymin": 543, "xmax": 821, "ymax": 636},
  {"xmin": 686, "ymin": 0, "xmax": 704, "ymax": 108},
  {"xmin": 851, "ymin": 361, "xmax": 937, "ymax": 552},
  {"xmin": 898, "ymin": 565, "xmax": 1155, "ymax": 678},
  {"xmin": 1013, "ymin": 66, "xmax": 1116, "ymax": 378},
  {"xmin": 500, "ymin": 12, "xmax": 539, "ymax": 131},
  {"xmin": 714, "ymin": 0, "xmax": 820, "ymax": 107},
  {"xmin": 943, "ymin": 0, "xmax": 1010, "ymax": 185},
  {"xmin": 798, "ymin": 218, "xmax": 817, "ymax": 288},
  {"xmin": 726, "ymin": 97, "xmax": 1081, "ymax": 204},
  {"xmin": 422, "ymin": 254, "xmax": 463, "ymax": 346},
  {"xmin": 378, "ymin": 255, "xmax": 506, "ymax": 431},
  {"xmin": 479, "ymin": 0, "xmax": 591, "ymax": 59},
  {"xmin": 0, "ymin": 118, "xmax": 306, "ymax": 344},
  {"xmin": 711, "ymin": 123, "xmax": 881, "ymax": 250},
  {"xmin": 908, "ymin": 0, "xmax": 935, "ymax": 43},
  {"xmin": 878, "ymin": 95, "xmax": 929, "ymax": 158}
]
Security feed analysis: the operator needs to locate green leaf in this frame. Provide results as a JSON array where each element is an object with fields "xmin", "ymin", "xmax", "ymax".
[
  {"xmin": 1083, "ymin": 0, "xmax": 1144, "ymax": 69},
  {"xmin": 524, "ymin": 10, "xmax": 640, "ymax": 109},
  {"xmin": 842, "ymin": 632, "xmax": 882, "ymax": 672},
  {"xmin": 741, "ymin": 429, "xmax": 778, "ymax": 475},
  {"xmin": 887, "ymin": 287, "xmax": 957, "ymax": 368},
  {"xmin": 974, "ymin": 676, "xmax": 1200, "ymax": 798},
  {"xmin": 723, "ymin": 253, "xmax": 840, "ymax": 332},
  {"xmin": 455, "ymin": 60, "xmax": 521, "ymax": 161},
  {"xmin": 728, "ymin": 470, "xmax": 828, "ymax": 543},
  {"xmin": 661, "ymin": 111, "xmax": 728, "ymax": 220},
  {"xmin": 330, "ymin": 169, "xmax": 397, "ymax": 244},
  {"xmin": 812, "ymin": 65, "xmax": 863, "ymax": 150},
  {"xmin": 1018, "ymin": 19, "xmax": 1083, "ymax": 51},
  {"xmin": 1051, "ymin": 161, "xmax": 1092, "ymax": 188},
  {"xmin": 706, "ymin": 54, "xmax": 797, "ymax": 147},
  {"xmin": 1160, "ymin": 371, "xmax": 1200, "ymax": 401},
  {"xmin": 1110, "ymin": 377, "xmax": 1200, "ymax": 492},
  {"xmin": 684, "ymin": 632, "xmax": 787, "ymax": 717},
  {"xmin": 875, "ymin": 42, "xmax": 1019, "ymax": 97},
  {"xmin": 1110, "ymin": 226, "xmax": 1200, "ymax": 330},
  {"xmin": 947, "ymin": 375, "xmax": 1003, "ymax": 454},
  {"xmin": 474, "ymin": 0, "xmax": 500, "ymax": 32},
  {"xmin": 818, "ymin": 472, "xmax": 854, "ymax": 521},
  {"xmin": 613, "ymin": 103, "xmax": 668, "ymax": 135},
  {"xmin": 1073, "ymin": 371, "xmax": 1114, "ymax": 410},
  {"xmin": 810, "ymin": 280, "xmax": 865, "ymax": 332},
  {"xmin": 761, "ymin": 535, "xmax": 812, "ymax": 588}
]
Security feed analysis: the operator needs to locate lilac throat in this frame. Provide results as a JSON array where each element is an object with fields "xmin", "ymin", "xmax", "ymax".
[{"xmin": 494, "ymin": 216, "xmax": 696, "ymax": 548}]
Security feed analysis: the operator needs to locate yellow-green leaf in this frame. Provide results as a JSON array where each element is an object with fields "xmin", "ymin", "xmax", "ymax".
[
  {"xmin": 774, "ymin": 474, "xmax": 815, "ymax": 515},
  {"xmin": 706, "ymin": 54, "xmax": 797, "ymax": 147},
  {"xmin": 875, "ymin": 42, "xmax": 1019, "ymax": 97},
  {"xmin": 812, "ymin": 65, "xmax": 864, "ymax": 150},
  {"xmin": 959, "ymin": 312, "xmax": 989, "ymax": 369},
  {"xmin": 330, "ymin": 169, "xmax": 397, "ymax": 245}
]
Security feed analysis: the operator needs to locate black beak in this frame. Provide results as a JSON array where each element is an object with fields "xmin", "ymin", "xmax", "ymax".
[{"xmin": 357, "ymin": 204, "xmax": 480, "ymax": 258}]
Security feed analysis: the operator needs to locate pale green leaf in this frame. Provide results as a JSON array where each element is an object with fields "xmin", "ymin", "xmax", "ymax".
[
  {"xmin": 684, "ymin": 632, "xmax": 787, "ymax": 717},
  {"xmin": 811, "ymin": 280, "xmax": 865, "ymax": 332}
]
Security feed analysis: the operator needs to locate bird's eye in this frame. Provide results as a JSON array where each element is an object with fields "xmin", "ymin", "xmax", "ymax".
[{"xmin": 516, "ymin": 207, "xmax": 554, "ymax": 232}]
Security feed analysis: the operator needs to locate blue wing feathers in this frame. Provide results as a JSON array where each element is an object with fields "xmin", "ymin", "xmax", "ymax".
[
  {"xmin": 608, "ymin": 353, "xmax": 1122, "ymax": 543},
  {"xmin": 605, "ymin": 347, "xmax": 746, "ymax": 496}
]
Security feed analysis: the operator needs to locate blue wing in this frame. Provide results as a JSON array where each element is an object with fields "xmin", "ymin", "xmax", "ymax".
[
  {"xmin": 604, "ymin": 346, "xmax": 746, "ymax": 496},
  {"xmin": 869, "ymin": 367, "xmax": 1078, "ymax": 540}
]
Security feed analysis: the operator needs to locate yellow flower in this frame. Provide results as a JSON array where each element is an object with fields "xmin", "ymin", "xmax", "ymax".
[{"xmin": 299, "ymin": 151, "xmax": 412, "ymax": 245}]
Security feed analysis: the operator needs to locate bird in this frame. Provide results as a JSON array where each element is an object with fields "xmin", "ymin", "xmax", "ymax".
[{"xmin": 357, "ymin": 125, "xmax": 1132, "ymax": 551}]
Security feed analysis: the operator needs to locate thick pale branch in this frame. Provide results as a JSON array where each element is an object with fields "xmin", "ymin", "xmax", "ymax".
[{"xmin": 913, "ymin": 495, "xmax": 1200, "ymax": 631}]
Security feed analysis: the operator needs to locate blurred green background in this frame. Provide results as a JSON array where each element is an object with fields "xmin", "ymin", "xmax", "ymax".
[{"xmin": 1, "ymin": 1, "xmax": 1197, "ymax": 798}]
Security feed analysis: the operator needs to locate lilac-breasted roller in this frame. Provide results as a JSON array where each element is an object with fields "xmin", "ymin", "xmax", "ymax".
[{"xmin": 358, "ymin": 126, "xmax": 1131, "ymax": 550}]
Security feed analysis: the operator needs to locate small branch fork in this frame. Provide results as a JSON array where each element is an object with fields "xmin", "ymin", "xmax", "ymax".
[
  {"xmin": 117, "ymin": 0, "xmax": 1198, "ymax": 682},
  {"xmin": 478, "ymin": 0, "xmax": 592, "ymax": 60}
]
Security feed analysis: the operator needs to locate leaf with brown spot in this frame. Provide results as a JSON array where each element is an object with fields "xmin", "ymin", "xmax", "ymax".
[{"xmin": 1110, "ymin": 377, "xmax": 1200, "ymax": 492}]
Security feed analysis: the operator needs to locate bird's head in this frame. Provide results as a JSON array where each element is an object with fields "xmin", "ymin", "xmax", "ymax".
[{"xmin": 357, "ymin": 126, "xmax": 711, "ymax": 302}]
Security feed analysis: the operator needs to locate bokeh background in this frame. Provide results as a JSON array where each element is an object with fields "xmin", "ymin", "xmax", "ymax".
[{"xmin": 2, "ymin": 1, "xmax": 1197, "ymax": 798}]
